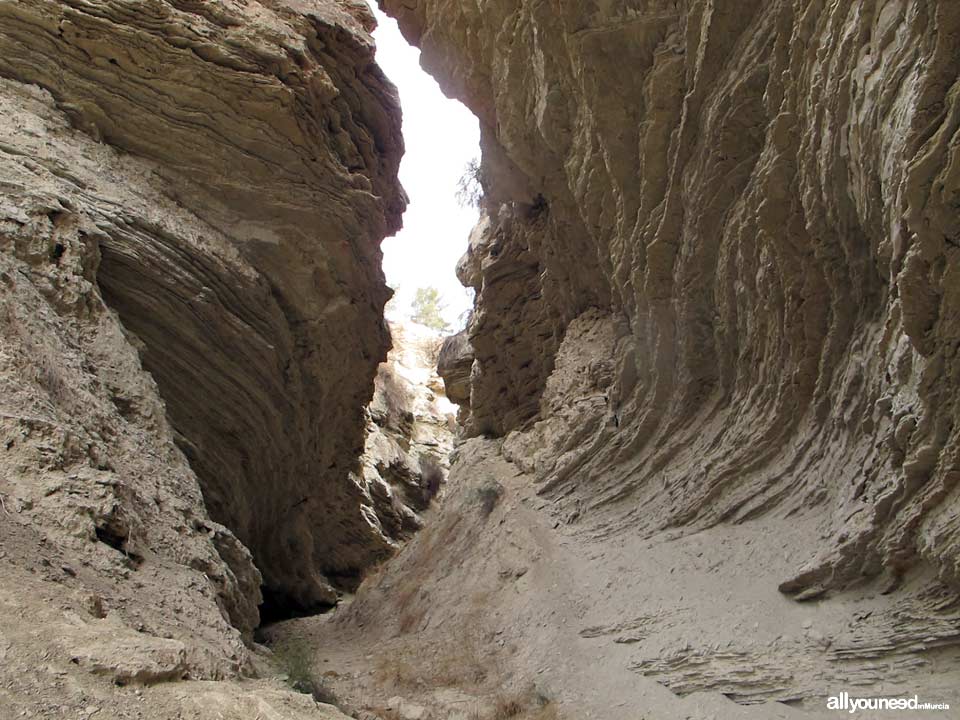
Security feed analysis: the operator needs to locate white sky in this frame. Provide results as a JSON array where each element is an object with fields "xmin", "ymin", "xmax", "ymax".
[{"xmin": 372, "ymin": 7, "xmax": 480, "ymax": 330}]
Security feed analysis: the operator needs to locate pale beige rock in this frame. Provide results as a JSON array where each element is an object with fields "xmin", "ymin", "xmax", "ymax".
[
  {"xmin": 2, "ymin": 0, "xmax": 959, "ymax": 716},
  {"xmin": 387, "ymin": 0, "xmax": 960, "ymax": 712},
  {"xmin": 182, "ymin": 681, "xmax": 350, "ymax": 720},
  {"xmin": 408, "ymin": 0, "xmax": 960, "ymax": 602},
  {"xmin": 437, "ymin": 330, "xmax": 472, "ymax": 408},
  {"xmin": 67, "ymin": 618, "xmax": 190, "ymax": 686},
  {"xmin": 0, "ymin": 79, "xmax": 259, "ymax": 671},
  {"xmin": 0, "ymin": 0, "xmax": 407, "ymax": 619},
  {"xmin": 355, "ymin": 320, "xmax": 455, "ymax": 565},
  {"xmin": 0, "ymin": 0, "xmax": 407, "ymax": 716}
]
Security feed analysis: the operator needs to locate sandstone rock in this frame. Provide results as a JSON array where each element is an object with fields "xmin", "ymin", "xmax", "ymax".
[
  {"xmin": 387, "ymin": 0, "xmax": 960, "ymax": 605},
  {"xmin": 442, "ymin": 203, "xmax": 582, "ymax": 437},
  {"xmin": 379, "ymin": 0, "xmax": 960, "ymax": 710},
  {"xmin": 0, "ymin": 2, "xmax": 419, "ymax": 716},
  {"xmin": 68, "ymin": 624, "xmax": 189, "ymax": 686},
  {"xmin": 0, "ymin": 0, "xmax": 407, "ymax": 622},
  {"xmin": 0, "ymin": 82, "xmax": 255, "ymax": 677},
  {"xmin": 386, "ymin": 696, "xmax": 427, "ymax": 720},
  {"xmin": 437, "ymin": 330, "xmax": 473, "ymax": 407},
  {"xmin": 356, "ymin": 321, "xmax": 456, "ymax": 563},
  {"xmin": 182, "ymin": 683, "xmax": 352, "ymax": 720}
]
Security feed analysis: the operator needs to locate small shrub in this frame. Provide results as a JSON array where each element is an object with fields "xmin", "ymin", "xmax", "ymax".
[
  {"xmin": 273, "ymin": 638, "xmax": 339, "ymax": 705},
  {"xmin": 372, "ymin": 654, "xmax": 420, "ymax": 689},
  {"xmin": 490, "ymin": 688, "xmax": 559, "ymax": 720},
  {"xmin": 456, "ymin": 158, "xmax": 484, "ymax": 210},
  {"xmin": 529, "ymin": 700, "xmax": 560, "ymax": 720},
  {"xmin": 426, "ymin": 633, "xmax": 488, "ymax": 688},
  {"xmin": 473, "ymin": 482, "xmax": 503, "ymax": 517},
  {"xmin": 411, "ymin": 286, "xmax": 450, "ymax": 333},
  {"xmin": 419, "ymin": 454, "xmax": 444, "ymax": 504},
  {"xmin": 493, "ymin": 694, "xmax": 525, "ymax": 718}
]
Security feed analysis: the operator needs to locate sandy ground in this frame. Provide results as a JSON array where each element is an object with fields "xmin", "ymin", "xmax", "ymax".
[{"xmin": 267, "ymin": 438, "xmax": 957, "ymax": 720}]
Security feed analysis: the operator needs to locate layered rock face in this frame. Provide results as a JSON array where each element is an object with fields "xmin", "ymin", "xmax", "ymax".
[
  {"xmin": 356, "ymin": 321, "xmax": 455, "ymax": 560},
  {"xmin": 406, "ymin": 0, "xmax": 960, "ymax": 607},
  {"xmin": 0, "ymin": 0, "xmax": 407, "ymax": 620},
  {"xmin": 0, "ymin": 79, "xmax": 261, "ymax": 679},
  {"xmin": 382, "ymin": 0, "xmax": 960, "ymax": 708}
]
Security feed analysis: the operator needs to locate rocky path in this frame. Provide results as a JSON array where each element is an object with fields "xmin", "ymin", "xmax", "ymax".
[{"xmin": 274, "ymin": 440, "xmax": 921, "ymax": 719}]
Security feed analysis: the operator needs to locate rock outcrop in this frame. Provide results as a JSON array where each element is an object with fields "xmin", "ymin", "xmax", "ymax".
[
  {"xmin": 0, "ymin": 0, "xmax": 407, "ymax": 623},
  {"xmin": 414, "ymin": 0, "xmax": 960, "ymax": 604},
  {"xmin": 3, "ymin": 0, "xmax": 960, "ymax": 716},
  {"xmin": 383, "ymin": 0, "xmax": 960, "ymax": 711},
  {"xmin": 0, "ymin": 0, "xmax": 408, "ymax": 714},
  {"xmin": 356, "ymin": 321, "xmax": 455, "ymax": 563},
  {"xmin": 436, "ymin": 329, "xmax": 472, "ymax": 415}
]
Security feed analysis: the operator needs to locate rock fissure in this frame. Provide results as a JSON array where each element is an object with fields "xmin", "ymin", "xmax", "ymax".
[{"xmin": 299, "ymin": 0, "xmax": 960, "ymax": 716}]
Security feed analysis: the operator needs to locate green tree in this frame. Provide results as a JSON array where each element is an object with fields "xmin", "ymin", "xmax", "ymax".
[
  {"xmin": 456, "ymin": 157, "xmax": 483, "ymax": 209},
  {"xmin": 411, "ymin": 287, "xmax": 450, "ymax": 332}
]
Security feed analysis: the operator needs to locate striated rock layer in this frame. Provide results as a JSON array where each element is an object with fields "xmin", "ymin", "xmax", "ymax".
[
  {"xmin": 0, "ymin": 6, "xmax": 415, "ymax": 716},
  {"xmin": 355, "ymin": 320, "xmax": 455, "ymax": 562},
  {"xmin": 385, "ymin": 0, "xmax": 960, "ymax": 708},
  {"xmin": 0, "ymin": 0, "xmax": 408, "ymax": 620}
]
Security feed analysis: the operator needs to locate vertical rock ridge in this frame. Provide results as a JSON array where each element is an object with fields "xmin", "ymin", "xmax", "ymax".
[{"xmin": 0, "ymin": 0, "xmax": 408, "ymax": 648}]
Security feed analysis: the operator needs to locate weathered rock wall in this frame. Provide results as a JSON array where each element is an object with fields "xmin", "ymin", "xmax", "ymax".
[
  {"xmin": 383, "ymin": 0, "xmax": 960, "ymax": 708},
  {"xmin": 0, "ymin": 0, "xmax": 407, "ymax": 619},
  {"xmin": 356, "ymin": 321, "xmax": 455, "ymax": 561},
  {"xmin": 406, "ymin": 0, "xmax": 960, "ymax": 603}
]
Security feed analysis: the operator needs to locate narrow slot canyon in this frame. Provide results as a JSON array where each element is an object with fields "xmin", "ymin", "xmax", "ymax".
[{"xmin": 0, "ymin": 2, "xmax": 959, "ymax": 720}]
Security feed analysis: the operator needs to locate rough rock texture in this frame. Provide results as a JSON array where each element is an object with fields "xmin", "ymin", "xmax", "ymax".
[
  {"xmin": 449, "ymin": 208, "xmax": 575, "ymax": 437},
  {"xmin": 0, "ymin": 0, "xmax": 407, "ymax": 618},
  {"xmin": 411, "ymin": 0, "xmax": 960, "ymax": 609},
  {"xmin": 1, "ymin": 79, "xmax": 259, "ymax": 676},
  {"xmin": 436, "ymin": 329, "xmax": 472, "ymax": 415},
  {"xmin": 0, "ymin": 0, "xmax": 410, "ymax": 715},
  {"xmin": 0, "ymin": 542, "xmax": 351, "ymax": 717},
  {"xmin": 346, "ymin": 320, "xmax": 455, "ymax": 586},
  {"xmin": 381, "ymin": 0, "xmax": 960, "ymax": 711}
]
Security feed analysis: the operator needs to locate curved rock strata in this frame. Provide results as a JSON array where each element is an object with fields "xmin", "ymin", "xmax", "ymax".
[
  {"xmin": 397, "ymin": 0, "xmax": 960, "ymax": 706},
  {"xmin": 0, "ymin": 77, "xmax": 259, "ymax": 693},
  {"xmin": 0, "ymin": 0, "xmax": 407, "ymax": 618}
]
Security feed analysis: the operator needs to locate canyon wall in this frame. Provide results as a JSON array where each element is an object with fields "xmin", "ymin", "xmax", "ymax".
[
  {"xmin": 0, "ymin": 0, "xmax": 409, "ymax": 620},
  {"xmin": 404, "ymin": 0, "xmax": 960, "ymax": 610},
  {"xmin": 372, "ymin": 0, "xmax": 960, "ymax": 712},
  {"xmin": 1, "ymin": 0, "xmax": 958, "ymax": 716},
  {"xmin": 0, "ymin": 1, "xmax": 413, "ymax": 714},
  {"xmin": 359, "ymin": 321, "xmax": 455, "ymax": 549}
]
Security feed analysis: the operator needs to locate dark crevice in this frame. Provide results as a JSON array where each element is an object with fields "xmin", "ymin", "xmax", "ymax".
[
  {"xmin": 258, "ymin": 587, "xmax": 336, "ymax": 627},
  {"xmin": 94, "ymin": 524, "xmax": 144, "ymax": 568}
]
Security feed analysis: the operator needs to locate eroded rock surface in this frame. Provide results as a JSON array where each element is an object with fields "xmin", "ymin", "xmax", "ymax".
[
  {"xmin": 0, "ymin": 0, "xmax": 406, "ymax": 715},
  {"xmin": 414, "ymin": 0, "xmax": 960, "ymax": 605},
  {"xmin": 3, "ymin": 0, "xmax": 959, "ymax": 716},
  {"xmin": 1, "ymin": 79, "xmax": 259, "ymax": 676},
  {"xmin": 389, "ymin": 0, "xmax": 960, "ymax": 711},
  {"xmin": 0, "ymin": 0, "xmax": 407, "ymax": 620},
  {"xmin": 350, "ymin": 320, "xmax": 455, "ymax": 584}
]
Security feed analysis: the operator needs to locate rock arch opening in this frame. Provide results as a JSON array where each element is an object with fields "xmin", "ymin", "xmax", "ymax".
[{"xmin": 372, "ymin": 7, "xmax": 480, "ymax": 334}]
